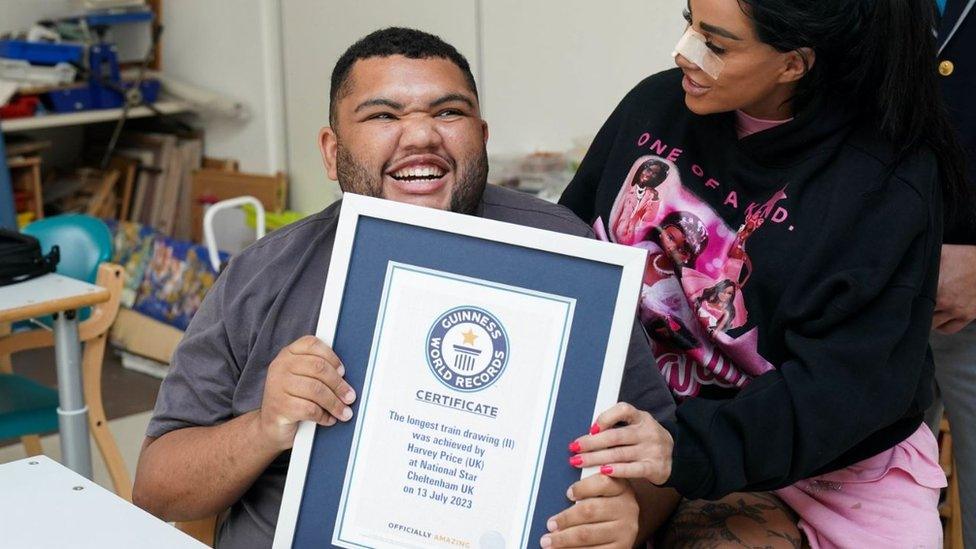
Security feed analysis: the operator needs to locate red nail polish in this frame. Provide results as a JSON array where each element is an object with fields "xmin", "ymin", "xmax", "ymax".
[
  {"xmin": 568, "ymin": 441, "xmax": 581, "ymax": 453},
  {"xmin": 569, "ymin": 455, "xmax": 583, "ymax": 467},
  {"xmin": 590, "ymin": 423, "xmax": 601, "ymax": 435},
  {"xmin": 600, "ymin": 465, "xmax": 614, "ymax": 475}
]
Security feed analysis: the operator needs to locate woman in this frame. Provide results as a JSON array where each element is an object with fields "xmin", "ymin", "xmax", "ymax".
[
  {"xmin": 558, "ymin": 0, "xmax": 972, "ymax": 547},
  {"xmin": 695, "ymin": 279, "xmax": 737, "ymax": 334},
  {"xmin": 610, "ymin": 157, "xmax": 672, "ymax": 244}
]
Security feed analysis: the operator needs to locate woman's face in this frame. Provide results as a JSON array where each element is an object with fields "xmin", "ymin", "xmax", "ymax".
[
  {"xmin": 676, "ymin": 0, "xmax": 803, "ymax": 118},
  {"xmin": 718, "ymin": 285, "xmax": 735, "ymax": 304},
  {"xmin": 635, "ymin": 163, "xmax": 661, "ymax": 187},
  {"xmin": 661, "ymin": 225, "xmax": 694, "ymax": 265}
]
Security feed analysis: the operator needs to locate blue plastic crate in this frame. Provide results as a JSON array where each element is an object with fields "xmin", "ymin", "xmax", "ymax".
[
  {"xmin": 0, "ymin": 40, "xmax": 83, "ymax": 65},
  {"xmin": 45, "ymin": 79, "xmax": 161, "ymax": 112}
]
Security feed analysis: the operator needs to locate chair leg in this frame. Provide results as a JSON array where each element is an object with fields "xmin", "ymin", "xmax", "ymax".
[
  {"xmin": 20, "ymin": 435, "xmax": 43, "ymax": 456},
  {"xmin": 949, "ymin": 458, "xmax": 963, "ymax": 549},
  {"xmin": 82, "ymin": 334, "xmax": 132, "ymax": 501}
]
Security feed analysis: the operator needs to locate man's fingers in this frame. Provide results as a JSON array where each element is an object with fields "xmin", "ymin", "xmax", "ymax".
[
  {"xmin": 936, "ymin": 319, "xmax": 969, "ymax": 335},
  {"xmin": 544, "ymin": 519, "xmax": 628, "ymax": 548},
  {"xmin": 290, "ymin": 357, "xmax": 356, "ymax": 405},
  {"xmin": 566, "ymin": 474, "xmax": 626, "ymax": 501},
  {"xmin": 289, "ymin": 336, "xmax": 344, "ymax": 369},
  {"xmin": 284, "ymin": 376, "xmax": 353, "ymax": 422},
  {"xmin": 284, "ymin": 396, "xmax": 328, "ymax": 425}
]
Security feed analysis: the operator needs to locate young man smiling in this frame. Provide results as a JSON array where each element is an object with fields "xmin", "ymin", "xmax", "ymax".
[{"xmin": 133, "ymin": 28, "xmax": 676, "ymax": 549}]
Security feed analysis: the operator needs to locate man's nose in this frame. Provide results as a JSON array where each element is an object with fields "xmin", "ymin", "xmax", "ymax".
[{"xmin": 399, "ymin": 115, "xmax": 442, "ymax": 151}]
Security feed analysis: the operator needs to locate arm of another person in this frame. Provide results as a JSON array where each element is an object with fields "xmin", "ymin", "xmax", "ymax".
[
  {"xmin": 132, "ymin": 269, "xmax": 356, "ymax": 521},
  {"xmin": 933, "ymin": 244, "xmax": 976, "ymax": 333},
  {"xmin": 545, "ymin": 320, "xmax": 679, "ymax": 548}
]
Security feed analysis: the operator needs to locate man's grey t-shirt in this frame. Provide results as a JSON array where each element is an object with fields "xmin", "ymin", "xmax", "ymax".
[{"xmin": 148, "ymin": 185, "xmax": 675, "ymax": 549}]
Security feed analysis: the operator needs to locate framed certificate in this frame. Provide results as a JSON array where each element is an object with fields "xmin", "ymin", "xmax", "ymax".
[{"xmin": 274, "ymin": 194, "xmax": 646, "ymax": 549}]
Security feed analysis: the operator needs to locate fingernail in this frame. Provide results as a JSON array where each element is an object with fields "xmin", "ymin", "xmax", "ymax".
[
  {"xmin": 326, "ymin": 416, "xmax": 337, "ymax": 426},
  {"xmin": 600, "ymin": 465, "xmax": 614, "ymax": 475},
  {"xmin": 340, "ymin": 407, "xmax": 353, "ymax": 421},
  {"xmin": 540, "ymin": 534, "xmax": 552, "ymax": 548},
  {"xmin": 566, "ymin": 487, "xmax": 575, "ymax": 501},
  {"xmin": 568, "ymin": 440, "xmax": 581, "ymax": 453},
  {"xmin": 569, "ymin": 455, "xmax": 583, "ymax": 467},
  {"xmin": 546, "ymin": 518, "xmax": 557, "ymax": 532},
  {"xmin": 337, "ymin": 364, "xmax": 346, "ymax": 377},
  {"xmin": 343, "ymin": 389, "xmax": 357, "ymax": 404},
  {"xmin": 590, "ymin": 422, "xmax": 601, "ymax": 435}
]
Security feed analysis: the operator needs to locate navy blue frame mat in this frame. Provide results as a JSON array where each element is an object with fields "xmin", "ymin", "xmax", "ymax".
[{"xmin": 291, "ymin": 216, "xmax": 622, "ymax": 548}]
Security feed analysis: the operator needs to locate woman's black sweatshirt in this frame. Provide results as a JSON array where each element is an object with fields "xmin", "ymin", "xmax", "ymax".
[{"xmin": 560, "ymin": 69, "xmax": 943, "ymax": 500}]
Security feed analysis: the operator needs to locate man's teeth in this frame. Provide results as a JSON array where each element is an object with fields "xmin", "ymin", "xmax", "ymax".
[{"xmin": 391, "ymin": 165, "xmax": 445, "ymax": 179}]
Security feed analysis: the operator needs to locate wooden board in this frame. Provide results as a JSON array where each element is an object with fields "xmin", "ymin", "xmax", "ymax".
[{"xmin": 190, "ymin": 169, "xmax": 288, "ymax": 242}]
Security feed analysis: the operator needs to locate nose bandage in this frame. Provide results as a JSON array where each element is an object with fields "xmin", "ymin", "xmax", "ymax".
[{"xmin": 671, "ymin": 27, "xmax": 725, "ymax": 80}]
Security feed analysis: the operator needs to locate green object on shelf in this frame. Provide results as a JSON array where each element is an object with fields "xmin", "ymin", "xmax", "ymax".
[{"xmin": 242, "ymin": 204, "xmax": 305, "ymax": 232}]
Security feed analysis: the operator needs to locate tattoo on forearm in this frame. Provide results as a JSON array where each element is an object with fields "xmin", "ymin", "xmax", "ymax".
[{"xmin": 660, "ymin": 494, "xmax": 802, "ymax": 549}]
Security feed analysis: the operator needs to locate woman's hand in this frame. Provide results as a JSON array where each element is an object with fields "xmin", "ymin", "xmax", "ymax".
[
  {"xmin": 540, "ymin": 474, "xmax": 639, "ymax": 548},
  {"xmin": 568, "ymin": 402, "xmax": 673, "ymax": 484}
]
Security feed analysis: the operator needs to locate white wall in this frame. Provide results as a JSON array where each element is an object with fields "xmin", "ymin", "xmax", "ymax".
[
  {"xmin": 480, "ymin": 1, "xmax": 685, "ymax": 155},
  {"xmin": 280, "ymin": 0, "xmax": 480, "ymax": 213},
  {"xmin": 161, "ymin": 0, "xmax": 283, "ymax": 174}
]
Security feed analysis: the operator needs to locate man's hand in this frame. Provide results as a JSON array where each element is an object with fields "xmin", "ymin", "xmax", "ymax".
[
  {"xmin": 257, "ymin": 335, "xmax": 356, "ymax": 450},
  {"xmin": 541, "ymin": 475, "xmax": 639, "ymax": 548},
  {"xmin": 934, "ymin": 244, "xmax": 976, "ymax": 334},
  {"xmin": 569, "ymin": 402, "xmax": 673, "ymax": 485}
]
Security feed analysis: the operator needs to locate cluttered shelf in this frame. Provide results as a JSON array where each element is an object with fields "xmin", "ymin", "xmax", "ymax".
[{"xmin": 0, "ymin": 99, "xmax": 191, "ymax": 133}]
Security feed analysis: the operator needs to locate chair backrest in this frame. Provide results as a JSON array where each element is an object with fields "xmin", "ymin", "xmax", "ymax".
[{"xmin": 22, "ymin": 215, "xmax": 112, "ymax": 284}]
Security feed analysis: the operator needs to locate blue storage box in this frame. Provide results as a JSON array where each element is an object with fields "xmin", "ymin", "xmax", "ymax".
[{"xmin": 45, "ymin": 79, "xmax": 160, "ymax": 112}]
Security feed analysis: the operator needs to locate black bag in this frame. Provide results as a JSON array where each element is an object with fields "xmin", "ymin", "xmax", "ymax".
[{"xmin": 0, "ymin": 229, "xmax": 59, "ymax": 286}]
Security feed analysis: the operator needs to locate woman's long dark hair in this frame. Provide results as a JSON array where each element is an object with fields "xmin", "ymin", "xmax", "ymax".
[{"xmin": 739, "ymin": 0, "xmax": 974, "ymax": 229}]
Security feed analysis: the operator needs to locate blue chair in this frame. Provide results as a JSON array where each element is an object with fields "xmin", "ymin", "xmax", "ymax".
[
  {"xmin": 22, "ymin": 214, "xmax": 113, "ymax": 322},
  {"xmin": 0, "ymin": 215, "xmax": 131, "ymax": 499}
]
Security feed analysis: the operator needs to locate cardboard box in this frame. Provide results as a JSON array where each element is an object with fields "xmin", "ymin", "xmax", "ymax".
[{"xmin": 110, "ymin": 307, "xmax": 184, "ymax": 364}]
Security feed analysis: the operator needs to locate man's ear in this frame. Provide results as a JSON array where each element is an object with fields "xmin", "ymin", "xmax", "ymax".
[
  {"xmin": 319, "ymin": 126, "xmax": 339, "ymax": 181},
  {"xmin": 481, "ymin": 118, "xmax": 489, "ymax": 147},
  {"xmin": 779, "ymin": 47, "xmax": 815, "ymax": 84}
]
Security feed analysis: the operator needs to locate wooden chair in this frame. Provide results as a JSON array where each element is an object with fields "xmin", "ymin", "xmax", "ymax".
[
  {"xmin": 176, "ymin": 516, "xmax": 217, "ymax": 547},
  {"xmin": 939, "ymin": 416, "xmax": 964, "ymax": 549},
  {"xmin": 0, "ymin": 263, "xmax": 131, "ymax": 500}
]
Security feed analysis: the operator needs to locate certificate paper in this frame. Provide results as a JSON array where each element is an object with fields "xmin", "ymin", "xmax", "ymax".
[
  {"xmin": 275, "ymin": 194, "xmax": 647, "ymax": 549},
  {"xmin": 334, "ymin": 264, "xmax": 575, "ymax": 548}
]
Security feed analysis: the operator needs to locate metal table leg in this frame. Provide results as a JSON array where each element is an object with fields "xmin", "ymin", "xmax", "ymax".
[{"xmin": 52, "ymin": 310, "xmax": 93, "ymax": 479}]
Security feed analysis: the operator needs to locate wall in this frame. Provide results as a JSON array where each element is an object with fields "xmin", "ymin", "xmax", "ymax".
[
  {"xmin": 279, "ymin": 0, "xmax": 685, "ymax": 214},
  {"xmin": 160, "ymin": 0, "xmax": 283, "ymax": 174}
]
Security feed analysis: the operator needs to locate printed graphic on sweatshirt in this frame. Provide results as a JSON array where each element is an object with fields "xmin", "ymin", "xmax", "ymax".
[{"xmin": 604, "ymin": 154, "xmax": 784, "ymax": 398}]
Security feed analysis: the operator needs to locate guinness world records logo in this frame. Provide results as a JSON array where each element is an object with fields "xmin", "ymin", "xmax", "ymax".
[{"xmin": 426, "ymin": 306, "xmax": 509, "ymax": 392}]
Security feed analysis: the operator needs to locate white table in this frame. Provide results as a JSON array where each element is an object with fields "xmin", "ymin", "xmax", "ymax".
[
  {"xmin": 0, "ymin": 273, "xmax": 110, "ymax": 479},
  {"xmin": 0, "ymin": 456, "xmax": 206, "ymax": 548}
]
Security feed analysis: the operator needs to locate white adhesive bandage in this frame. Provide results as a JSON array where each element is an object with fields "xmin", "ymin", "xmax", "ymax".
[{"xmin": 671, "ymin": 27, "xmax": 725, "ymax": 80}]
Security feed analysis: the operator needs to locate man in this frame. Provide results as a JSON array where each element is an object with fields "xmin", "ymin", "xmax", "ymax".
[
  {"xmin": 132, "ymin": 27, "xmax": 677, "ymax": 549},
  {"xmin": 928, "ymin": 1, "xmax": 976, "ymax": 546}
]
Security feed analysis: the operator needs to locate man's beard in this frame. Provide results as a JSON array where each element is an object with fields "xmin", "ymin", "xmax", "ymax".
[{"xmin": 336, "ymin": 143, "xmax": 488, "ymax": 214}]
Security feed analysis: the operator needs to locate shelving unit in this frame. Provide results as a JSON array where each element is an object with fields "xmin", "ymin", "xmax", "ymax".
[{"xmin": 1, "ymin": 100, "xmax": 192, "ymax": 133}]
